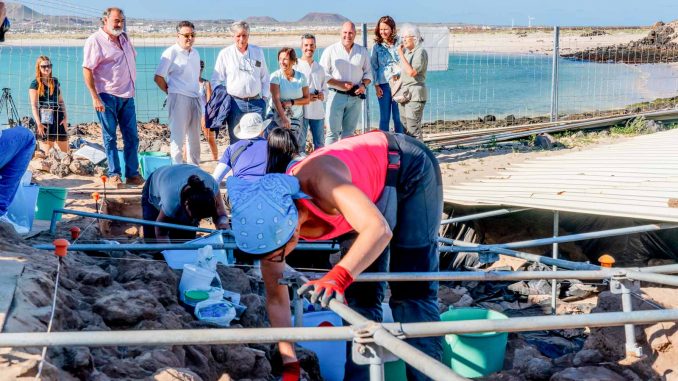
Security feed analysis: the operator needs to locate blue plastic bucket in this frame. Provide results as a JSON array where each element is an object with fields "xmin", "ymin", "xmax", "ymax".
[
  {"xmin": 293, "ymin": 311, "xmax": 345, "ymax": 381},
  {"xmin": 139, "ymin": 152, "xmax": 171, "ymax": 179},
  {"xmin": 6, "ymin": 184, "xmax": 39, "ymax": 230}
]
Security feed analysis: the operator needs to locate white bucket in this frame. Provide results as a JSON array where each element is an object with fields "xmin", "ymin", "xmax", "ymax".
[
  {"xmin": 178, "ymin": 264, "xmax": 219, "ymax": 301},
  {"xmin": 293, "ymin": 311, "xmax": 345, "ymax": 381}
]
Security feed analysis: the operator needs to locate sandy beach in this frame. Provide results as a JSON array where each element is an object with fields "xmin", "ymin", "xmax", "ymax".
[{"xmin": 3, "ymin": 28, "xmax": 651, "ymax": 54}]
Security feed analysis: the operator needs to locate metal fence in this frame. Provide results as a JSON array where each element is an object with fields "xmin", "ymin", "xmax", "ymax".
[{"xmin": 2, "ymin": 1, "xmax": 678, "ymax": 137}]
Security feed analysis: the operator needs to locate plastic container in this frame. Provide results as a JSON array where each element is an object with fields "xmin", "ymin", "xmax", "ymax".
[
  {"xmin": 292, "ymin": 311, "xmax": 345, "ymax": 381},
  {"xmin": 35, "ymin": 186, "xmax": 68, "ymax": 221},
  {"xmin": 6, "ymin": 184, "xmax": 39, "ymax": 230},
  {"xmin": 163, "ymin": 232, "xmax": 230, "ymax": 270},
  {"xmin": 139, "ymin": 152, "xmax": 171, "ymax": 179},
  {"xmin": 178, "ymin": 264, "xmax": 221, "ymax": 302},
  {"xmin": 184, "ymin": 290, "xmax": 209, "ymax": 305},
  {"xmin": 441, "ymin": 307, "xmax": 509, "ymax": 378}
]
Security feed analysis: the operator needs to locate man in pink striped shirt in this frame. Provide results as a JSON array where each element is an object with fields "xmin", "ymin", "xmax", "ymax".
[{"xmin": 82, "ymin": 7, "xmax": 143, "ymax": 188}]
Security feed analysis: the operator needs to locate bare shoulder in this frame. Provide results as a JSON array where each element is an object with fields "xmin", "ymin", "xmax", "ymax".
[{"xmin": 295, "ymin": 155, "xmax": 352, "ymax": 196}]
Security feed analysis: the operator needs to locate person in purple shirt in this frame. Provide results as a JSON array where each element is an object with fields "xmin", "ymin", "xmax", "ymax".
[
  {"xmin": 82, "ymin": 7, "xmax": 143, "ymax": 189},
  {"xmin": 212, "ymin": 113, "xmax": 268, "ymax": 183}
]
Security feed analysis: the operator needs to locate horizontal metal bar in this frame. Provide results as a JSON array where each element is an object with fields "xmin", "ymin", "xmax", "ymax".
[
  {"xmin": 440, "ymin": 207, "xmax": 529, "ymax": 225},
  {"xmin": 0, "ymin": 327, "xmax": 353, "ymax": 348},
  {"xmin": 394, "ymin": 308, "xmax": 678, "ymax": 338},
  {"xmin": 33, "ymin": 242, "xmax": 340, "ymax": 252},
  {"xmin": 440, "ymin": 223, "xmax": 678, "ymax": 252},
  {"xmin": 351, "ymin": 270, "xmax": 614, "ymax": 282},
  {"xmin": 626, "ymin": 271, "xmax": 678, "ymax": 287},
  {"xmin": 633, "ymin": 263, "xmax": 678, "ymax": 274},
  {"xmin": 438, "ymin": 238, "xmax": 601, "ymax": 271},
  {"xmin": 50, "ymin": 208, "xmax": 220, "ymax": 235}
]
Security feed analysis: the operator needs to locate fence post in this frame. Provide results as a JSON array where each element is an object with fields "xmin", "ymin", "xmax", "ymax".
[
  {"xmin": 550, "ymin": 26, "xmax": 560, "ymax": 122},
  {"xmin": 362, "ymin": 23, "xmax": 370, "ymax": 133},
  {"xmin": 551, "ymin": 210, "xmax": 559, "ymax": 315}
]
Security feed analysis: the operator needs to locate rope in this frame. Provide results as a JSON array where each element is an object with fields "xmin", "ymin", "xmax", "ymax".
[{"xmin": 35, "ymin": 257, "xmax": 62, "ymax": 380}]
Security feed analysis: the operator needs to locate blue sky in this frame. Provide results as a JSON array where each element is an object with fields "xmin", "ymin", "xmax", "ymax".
[{"xmin": 30, "ymin": 0, "xmax": 677, "ymax": 26}]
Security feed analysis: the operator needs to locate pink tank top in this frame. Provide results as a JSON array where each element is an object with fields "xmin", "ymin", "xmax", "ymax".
[{"xmin": 288, "ymin": 131, "xmax": 389, "ymax": 240}]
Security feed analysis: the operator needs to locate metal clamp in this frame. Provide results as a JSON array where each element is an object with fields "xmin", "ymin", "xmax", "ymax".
[
  {"xmin": 609, "ymin": 277, "xmax": 640, "ymax": 295},
  {"xmin": 351, "ymin": 323, "xmax": 400, "ymax": 365}
]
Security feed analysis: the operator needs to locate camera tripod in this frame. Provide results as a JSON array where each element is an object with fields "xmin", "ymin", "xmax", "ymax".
[{"xmin": 0, "ymin": 87, "xmax": 20, "ymax": 128}]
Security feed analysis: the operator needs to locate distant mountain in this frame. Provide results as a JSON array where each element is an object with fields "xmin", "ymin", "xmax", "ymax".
[
  {"xmin": 245, "ymin": 16, "xmax": 279, "ymax": 24},
  {"xmin": 297, "ymin": 12, "xmax": 349, "ymax": 24},
  {"xmin": 6, "ymin": 3, "xmax": 44, "ymax": 20}
]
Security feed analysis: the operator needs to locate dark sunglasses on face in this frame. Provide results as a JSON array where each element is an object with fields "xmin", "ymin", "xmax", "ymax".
[
  {"xmin": 179, "ymin": 33, "xmax": 196, "ymax": 38},
  {"xmin": 40, "ymin": 64, "xmax": 52, "ymax": 68}
]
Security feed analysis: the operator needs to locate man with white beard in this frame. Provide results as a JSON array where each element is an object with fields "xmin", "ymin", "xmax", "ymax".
[{"xmin": 83, "ymin": 7, "xmax": 143, "ymax": 188}]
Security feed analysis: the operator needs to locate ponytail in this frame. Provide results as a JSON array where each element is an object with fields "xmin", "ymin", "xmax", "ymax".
[{"xmin": 180, "ymin": 175, "xmax": 216, "ymax": 220}]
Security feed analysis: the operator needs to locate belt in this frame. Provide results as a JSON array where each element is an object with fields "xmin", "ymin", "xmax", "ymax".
[
  {"xmin": 329, "ymin": 88, "xmax": 351, "ymax": 95},
  {"xmin": 231, "ymin": 94, "xmax": 261, "ymax": 101}
]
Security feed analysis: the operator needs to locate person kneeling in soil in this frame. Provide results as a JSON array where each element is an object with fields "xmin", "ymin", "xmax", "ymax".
[
  {"xmin": 142, "ymin": 164, "xmax": 229, "ymax": 242},
  {"xmin": 226, "ymin": 128, "xmax": 443, "ymax": 381}
]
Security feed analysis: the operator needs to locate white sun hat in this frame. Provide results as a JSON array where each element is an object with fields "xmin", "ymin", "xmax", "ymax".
[{"xmin": 234, "ymin": 113, "xmax": 265, "ymax": 140}]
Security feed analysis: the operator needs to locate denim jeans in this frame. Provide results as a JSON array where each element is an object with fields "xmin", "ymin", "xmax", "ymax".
[
  {"xmin": 342, "ymin": 133, "xmax": 443, "ymax": 381},
  {"xmin": 377, "ymin": 83, "xmax": 404, "ymax": 133},
  {"xmin": 325, "ymin": 91, "xmax": 362, "ymax": 146},
  {"xmin": 97, "ymin": 93, "xmax": 140, "ymax": 178},
  {"xmin": 0, "ymin": 127, "xmax": 35, "ymax": 215},
  {"xmin": 226, "ymin": 97, "xmax": 266, "ymax": 143},
  {"xmin": 299, "ymin": 118, "xmax": 324, "ymax": 154}
]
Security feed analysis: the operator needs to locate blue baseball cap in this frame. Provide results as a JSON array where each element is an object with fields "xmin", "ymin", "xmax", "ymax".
[{"xmin": 226, "ymin": 174, "xmax": 309, "ymax": 255}]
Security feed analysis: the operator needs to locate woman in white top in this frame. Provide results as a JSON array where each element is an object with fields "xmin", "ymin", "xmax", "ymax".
[
  {"xmin": 268, "ymin": 47, "xmax": 310, "ymax": 147},
  {"xmin": 199, "ymin": 60, "xmax": 217, "ymax": 160}
]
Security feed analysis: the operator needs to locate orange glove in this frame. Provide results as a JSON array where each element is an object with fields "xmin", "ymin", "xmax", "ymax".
[{"xmin": 298, "ymin": 265, "xmax": 354, "ymax": 307}]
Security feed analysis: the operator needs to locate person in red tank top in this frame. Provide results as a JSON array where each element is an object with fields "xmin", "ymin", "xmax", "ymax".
[{"xmin": 227, "ymin": 128, "xmax": 443, "ymax": 381}]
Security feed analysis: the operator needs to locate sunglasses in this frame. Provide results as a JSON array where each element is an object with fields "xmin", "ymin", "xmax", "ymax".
[
  {"xmin": 40, "ymin": 64, "xmax": 53, "ymax": 69},
  {"xmin": 179, "ymin": 33, "xmax": 196, "ymax": 38}
]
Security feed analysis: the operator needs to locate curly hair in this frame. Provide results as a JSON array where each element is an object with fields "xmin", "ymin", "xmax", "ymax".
[{"xmin": 374, "ymin": 15, "xmax": 397, "ymax": 44}]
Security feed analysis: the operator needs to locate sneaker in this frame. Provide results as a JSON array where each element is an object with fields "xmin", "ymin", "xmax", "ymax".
[
  {"xmin": 125, "ymin": 175, "xmax": 145, "ymax": 187},
  {"xmin": 0, "ymin": 214, "xmax": 29, "ymax": 234},
  {"xmin": 108, "ymin": 175, "xmax": 124, "ymax": 189}
]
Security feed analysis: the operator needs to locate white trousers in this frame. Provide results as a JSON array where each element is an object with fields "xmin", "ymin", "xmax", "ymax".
[{"xmin": 168, "ymin": 93, "xmax": 202, "ymax": 165}]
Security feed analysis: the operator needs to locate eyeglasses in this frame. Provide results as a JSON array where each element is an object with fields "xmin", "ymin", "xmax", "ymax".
[
  {"xmin": 40, "ymin": 64, "xmax": 53, "ymax": 69},
  {"xmin": 239, "ymin": 55, "xmax": 254, "ymax": 73},
  {"xmin": 265, "ymin": 245, "xmax": 287, "ymax": 263},
  {"xmin": 179, "ymin": 33, "xmax": 196, "ymax": 38}
]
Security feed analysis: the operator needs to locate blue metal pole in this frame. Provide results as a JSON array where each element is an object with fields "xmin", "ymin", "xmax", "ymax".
[{"xmin": 33, "ymin": 242, "xmax": 340, "ymax": 252}]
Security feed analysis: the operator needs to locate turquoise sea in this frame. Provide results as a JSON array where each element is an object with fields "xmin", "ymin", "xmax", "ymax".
[{"xmin": 1, "ymin": 45, "xmax": 676, "ymax": 127}]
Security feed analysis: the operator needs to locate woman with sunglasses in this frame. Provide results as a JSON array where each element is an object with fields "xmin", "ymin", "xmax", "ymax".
[
  {"xmin": 29, "ymin": 55, "xmax": 69, "ymax": 153},
  {"xmin": 226, "ymin": 128, "xmax": 443, "ymax": 381}
]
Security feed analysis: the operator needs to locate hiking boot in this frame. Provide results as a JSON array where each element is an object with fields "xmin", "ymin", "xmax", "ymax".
[
  {"xmin": 125, "ymin": 175, "xmax": 145, "ymax": 187},
  {"xmin": 108, "ymin": 175, "xmax": 124, "ymax": 189}
]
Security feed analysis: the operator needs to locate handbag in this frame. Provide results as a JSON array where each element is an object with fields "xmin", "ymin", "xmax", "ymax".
[{"xmin": 390, "ymin": 77, "xmax": 411, "ymax": 104}]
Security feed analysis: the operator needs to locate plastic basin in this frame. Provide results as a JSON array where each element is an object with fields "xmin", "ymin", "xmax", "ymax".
[
  {"xmin": 7, "ymin": 184, "xmax": 39, "ymax": 229},
  {"xmin": 139, "ymin": 152, "xmax": 171, "ymax": 179},
  {"xmin": 293, "ymin": 311, "xmax": 345, "ymax": 381},
  {"xmin": 35, "ymin": 186, "xmax": 68, "ymax": 221},
  {"xmin": 441, "ymin": 308, "xmax": 509, "ymax": 378}
]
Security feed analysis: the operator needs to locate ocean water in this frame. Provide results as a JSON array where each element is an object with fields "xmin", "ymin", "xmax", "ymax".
[{"xmin": 1, "ymin": 45, "xmax": 676, "ymax": 127}]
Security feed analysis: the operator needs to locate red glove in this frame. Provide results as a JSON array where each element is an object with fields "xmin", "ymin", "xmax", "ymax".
[
  {"xmin": 298, "ymin": 265, "xmax": 354, "ymax": 307},
  {"xmin": 282, "ymin": 360, "xmax": 300, "ymax": 381}
]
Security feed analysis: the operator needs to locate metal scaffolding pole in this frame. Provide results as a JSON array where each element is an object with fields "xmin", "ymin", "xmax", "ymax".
[
  {"xmin": 49, "ymin": 208, "xmax": 220, "ymax": 235},
  {"xmin": 440, "ymin": 207, "xmax": 529, "ymax": 225},
  {"xmin": 634, "ymin": 263, "xmax": 678, "ymax": 274},
  {"xmin": 441, "ymin": 222, "xmax": 678, "ymax": 252},
  {"xmin": 3, "ymin": 309, "xmax": 678, "ymax": 349},
  {"xmin": 626, "ymin": 271, "xmax": 678, "ymax": 287},
  {"xmin": 551, "ymin": 210, "xmax": 559, "ymax": 315},
  {"xmin": 33, "ymin": 242, "xmax": 340, "ymax": 252},
  {"xmin": 348, "ymin": 270, "xmax": 614, "ymax": 282}
]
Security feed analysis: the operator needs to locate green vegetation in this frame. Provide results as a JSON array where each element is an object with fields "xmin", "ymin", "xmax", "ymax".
[{"xmin": 611, "ymin": 116, "xmax": 648, "ymax": 135}]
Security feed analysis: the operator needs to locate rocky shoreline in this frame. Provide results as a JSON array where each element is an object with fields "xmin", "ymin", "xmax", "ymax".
[{"xmin": 563, "ymin": 21, "xmax": 678, "ymax": 63}]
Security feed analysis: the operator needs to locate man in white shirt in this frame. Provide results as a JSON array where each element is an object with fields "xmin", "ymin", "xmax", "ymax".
[
  {"xmin": 294, "ymin": 33, "xmax": 327, "ymax": 154},
  {"xmin": 211, "ymin": 20, "xmax": 270, "ymax": 143},
  {"xmin": 319, "ymin": 21, "xmax": 372, "ymax": 146},
  {"xmin": 155, "ymin": 21, "xmax": 202, "ymax": 165}
]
